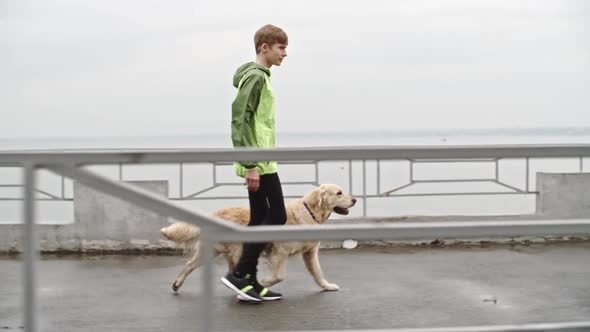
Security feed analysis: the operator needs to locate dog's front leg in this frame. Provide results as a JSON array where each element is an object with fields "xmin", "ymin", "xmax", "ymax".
[
  {"xmin": 302, "ymin": 245, "xmax": 339, "ymax": 291},
  {"xmin": 259, "ymin": 252, "xmax": 288, "ymax": 287}
]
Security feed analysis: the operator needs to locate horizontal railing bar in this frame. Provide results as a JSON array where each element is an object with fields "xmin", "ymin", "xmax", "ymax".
[
  {"xmin": 1, "ymin": 145, "xmax": 589, "ymax": 164},
  {"xmin": 412, "ymin": 179, "xmax": 497, "ymax": 183},
  {"xmin": 213, "ymin": 160, "xmax": 318, "ymax": 165},
  {"xmin": 0, "ymin": 191, "xmax": 538, "ymax": 201},
  {"xmin": 214, "ymin": 181, "xmax": 317, "ymax": 186},
  {"xmin": 210, "ymin": 219, "xmax": 590, "ymax": 243},
  {"xmin": 0, "ymin": 198, "xmax": 74, "ymax": 201},
  {"xmin": 168, "ymin": 192, "xmax": 537, "ymax": 201},
  {"xmin": 383, "ymin": 192, "xmax": 536, "ymax": 197},
  {"xmin": 410, "ymin": 158, "xmax": 498, "ymax": 163},
  {"xmin": 264, "ymin": 321, "xmax": 590, "ymax": 332},
  {"xmin": 172, "ymin": 195, "xmax": 320, "ymax": 200}
]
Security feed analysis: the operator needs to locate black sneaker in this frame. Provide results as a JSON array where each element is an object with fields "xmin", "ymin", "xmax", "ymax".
[
  {"xmin": 220, "ymin": 273, "xmax": 262, "ymax": 302},
  {"xmin": 237, "ymin": 279, "xmax": 282, "ymax": 301}
]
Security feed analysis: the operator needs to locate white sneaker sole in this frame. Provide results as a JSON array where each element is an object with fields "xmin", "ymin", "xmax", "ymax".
[
  {"xmin": 220, "ymin": 277, "xmax": 262, "ymax": 302},
  {"xmin": 237, "ymin": 294, "xmax": 282, "ymax": 301}
]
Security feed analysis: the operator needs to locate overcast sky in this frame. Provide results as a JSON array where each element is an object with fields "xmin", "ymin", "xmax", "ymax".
[{"xmin": 1, "ymin": 0, "xmax": 588, "ymax": 138}]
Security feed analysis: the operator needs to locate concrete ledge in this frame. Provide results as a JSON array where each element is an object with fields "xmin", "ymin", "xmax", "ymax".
[{"xmin": 0, "ymin": 181, "xmax": 177, "ymax": 253}]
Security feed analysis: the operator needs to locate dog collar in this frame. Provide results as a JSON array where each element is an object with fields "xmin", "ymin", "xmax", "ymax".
[{"xmin": 303, "ymin": 201, "xmax": 320, "ymax": 224}]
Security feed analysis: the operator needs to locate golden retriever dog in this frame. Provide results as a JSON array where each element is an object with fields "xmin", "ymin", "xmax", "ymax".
[{"xmin": 160, "ymin": 184, "xmax": 357, "ymax": 293}]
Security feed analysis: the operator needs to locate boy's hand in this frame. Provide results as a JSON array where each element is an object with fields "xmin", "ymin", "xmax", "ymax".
[{"xmin": 245, "ymin": 168, "xmax": 260, "ymax": 192}]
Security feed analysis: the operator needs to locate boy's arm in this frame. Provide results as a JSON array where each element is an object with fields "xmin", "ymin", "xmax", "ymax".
[{"xmin": 231, "ymin": 74, "xmax": 265, "ymax": 169}]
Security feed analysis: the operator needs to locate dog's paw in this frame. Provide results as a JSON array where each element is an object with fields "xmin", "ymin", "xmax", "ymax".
[{"xmin": 322, "ymin": 283, "xmax": 340, "ymax": 291}]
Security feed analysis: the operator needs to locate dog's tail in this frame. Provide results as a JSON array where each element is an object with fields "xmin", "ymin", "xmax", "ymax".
[{"xmin": 160, "ymin": 222, "xmax": 201, "ymax": 255}]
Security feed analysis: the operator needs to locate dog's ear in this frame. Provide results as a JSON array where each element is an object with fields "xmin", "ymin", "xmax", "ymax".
[
  {"xmin": 309, "ymin": 187, "xmax": 327, "ymax": 209},
  {"xmin": 312, "ymin": 187, "xmax": 327, "ymax": 208}
]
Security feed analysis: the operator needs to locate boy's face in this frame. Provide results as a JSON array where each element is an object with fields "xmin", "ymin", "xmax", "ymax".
[{"xmin": 261, "ymin": 43, "xmax": 288, "ymax": 66}]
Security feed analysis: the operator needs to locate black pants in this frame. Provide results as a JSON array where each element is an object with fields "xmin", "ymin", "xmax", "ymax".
[{"xmin": 235, "ymin": 173, "xmax": 287, "ymax": 275}]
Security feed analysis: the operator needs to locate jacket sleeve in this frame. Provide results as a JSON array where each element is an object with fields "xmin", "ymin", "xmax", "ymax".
[{"xmin": 231, "ymin": 73, "xmax": 265, "ymax": 169}]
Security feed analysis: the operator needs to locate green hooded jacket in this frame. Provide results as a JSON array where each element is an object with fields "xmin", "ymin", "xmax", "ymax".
[{"xmin": 231, "ymin": 62, "xmax": 278, "ymax": 178}]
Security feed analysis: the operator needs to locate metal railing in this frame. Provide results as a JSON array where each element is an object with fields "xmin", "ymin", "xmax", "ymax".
[
  {"xmin": 1, "ymin": 148, "xmax": 588, "ymax": 220},
  {"xmin": 2, "ymin": 144, "xmax": 590, "ymax": 332}
]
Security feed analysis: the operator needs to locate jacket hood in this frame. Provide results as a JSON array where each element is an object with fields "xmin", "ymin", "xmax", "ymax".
[{"xmin": 233, "ymin": 62, "xmax": 271, "ymax": 88}]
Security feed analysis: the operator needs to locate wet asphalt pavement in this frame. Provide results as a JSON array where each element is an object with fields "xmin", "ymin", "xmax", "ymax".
[{"xmin": 1, "ymin": 244, "xmax": 590, "ymax": 332}]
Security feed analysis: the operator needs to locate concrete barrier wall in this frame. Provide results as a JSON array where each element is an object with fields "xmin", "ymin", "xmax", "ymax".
[
  {"xmin": 1, "ymin": 174, "xmax": 589, "ymax": 252},
  {"xmin": 0, "ymin": 181, "xmax": 176, "ymax": 253},
  {"xmin": 536, "ymin": 173, "xmax": 590, "ymax": 217}
]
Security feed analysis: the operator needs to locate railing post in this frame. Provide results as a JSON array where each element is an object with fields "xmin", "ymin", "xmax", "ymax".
[
  {"xmin": 180, "ymin": 162, "xmax": 184, "ymax": 198},
  {"xmin": 362, "ymin": 160, "xmax": 367, "ymax": 217},
  {"xmin": 525, "ymin": 157, "xmax": 530, "ymax": 193},
  {"xmin": 23, "ymin": 162, "xmax": 38, "ymax": 332},
  {"xmin": 200, "ymin": 230, "xmax": 216, "ymax": 332}
]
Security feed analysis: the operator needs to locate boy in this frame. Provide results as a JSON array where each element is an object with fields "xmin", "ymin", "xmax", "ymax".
[{"xmin": 220, "ymin": 25, "xmax": 288, "ymax": 302}]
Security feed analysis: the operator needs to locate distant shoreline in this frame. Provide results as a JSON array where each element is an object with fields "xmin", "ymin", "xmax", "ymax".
[{"xmin": 1, "ymin": 126, "xmax": 590, "ymax": 141}]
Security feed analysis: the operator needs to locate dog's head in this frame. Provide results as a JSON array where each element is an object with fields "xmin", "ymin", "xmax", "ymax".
[{"xmin": 306, "ymin": 184, "xmax": 357, "ymax": 216}]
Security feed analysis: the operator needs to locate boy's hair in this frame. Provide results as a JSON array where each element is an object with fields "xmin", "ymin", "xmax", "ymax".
[{"xmin": 254, "ymin": 25, "xmax": 288, "ymax": 54}]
